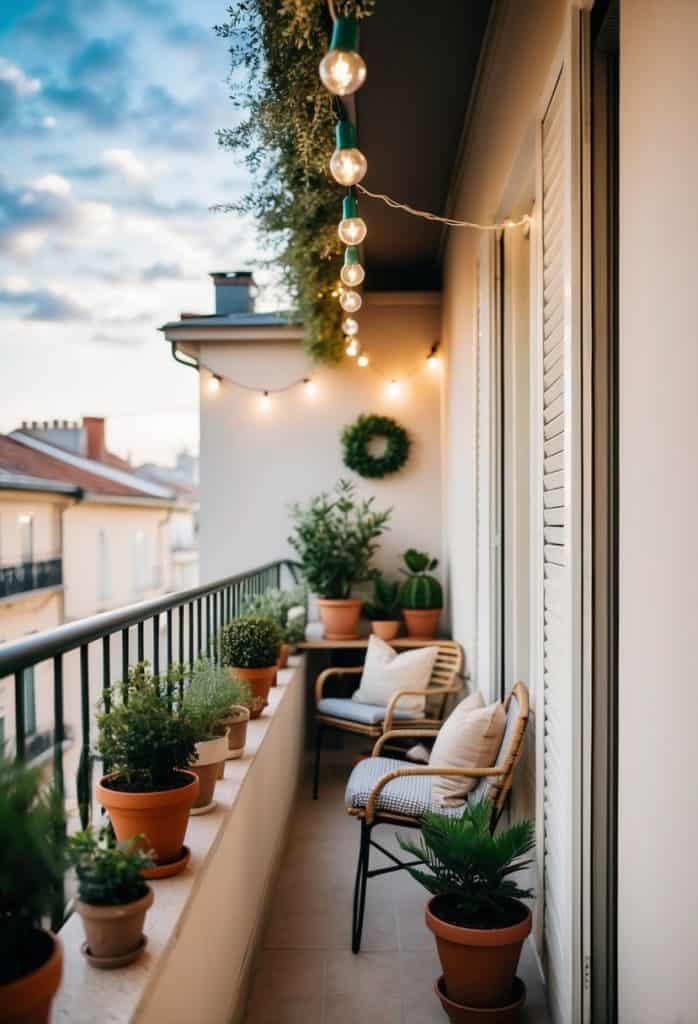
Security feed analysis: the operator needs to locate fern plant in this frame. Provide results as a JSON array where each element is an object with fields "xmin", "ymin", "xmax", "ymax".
[{"xmin": 399, "ymin": 801, "xmax": 534, "ymax": 928}]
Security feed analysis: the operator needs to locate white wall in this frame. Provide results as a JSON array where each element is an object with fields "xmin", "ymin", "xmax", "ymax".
[
  {"xmin": 197, "ymin": 294, "xmax": 444, "ymax": 595},
  {"xmin": 618, "ymin": 1, "xmax": 698, "ymax": 1018}
]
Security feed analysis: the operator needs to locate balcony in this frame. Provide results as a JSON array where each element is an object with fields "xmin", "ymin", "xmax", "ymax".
[{"xmin": 0, "ymin": 556, "xmax": 62, "ymax": 600}]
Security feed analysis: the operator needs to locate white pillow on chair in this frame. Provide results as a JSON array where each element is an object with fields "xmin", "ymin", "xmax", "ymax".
[
  {"xmin": 429, "ymin": 691, "xmax": 506, "ymax": 807},
  {"xmin": 351, "ymin": 635, "xmax": 438, "ymax": 714}
]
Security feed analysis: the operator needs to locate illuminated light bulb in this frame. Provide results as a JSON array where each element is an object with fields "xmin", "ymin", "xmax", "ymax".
[
  {"xmin": 357, "ymin": 353, "xmax": 369, "ymax": 368},
  {"xmin": 342, "ymin": 316, "xmax": 359, "ymax": 336},
  {"xmin": 426, "ymin": 342, "xmax": 441, "ymax": 370},
  {"xmin": 345, "ymin": 337, "xmax": 360, "ymax": 357},
  {"xmin": 319, "ymin": 17, "xmax": 367, "ymax": 96},
  {"xmin": 387, "ymin": 379, "xmax": 401, "ymax": 399},
  {"xmin": 259, "ymin": 391, "xmax": 271, "ymax": 412},
  {"xmin": 304, "ymin": 378, "xmax": 317, "ymax": 398},
  {"xmin": 338, "ymin": 194, "xmax": 367, "ymax": 246},
  {"xmin": 330, "ymin": 121, "xmax": 367, "ymax": 187},
  {"xmin": 340, "ymin": 288, "xmax": 362, "ymax": 313},
  {"xmin": 207, "ymin": 373, "xmax": 221, "ymax": 394},
  {"xmin": 340, "ymin": 246, "xmax": 365, "ymax": 287}
]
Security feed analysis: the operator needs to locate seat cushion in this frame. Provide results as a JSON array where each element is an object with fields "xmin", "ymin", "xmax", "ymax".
[
  {"xmin": 429, "ymin": 692, "xmax": 506, "ymax": 808},
  {"xmin": 345, "ymin": 756, "xmax": 463, "ymax": 818},
  {"xmin": 351, "ymin": 635, "xmax": 439, "ymax": 714},
  {"xmin": 318, "ymin": 697, "xmax": 420, "ymax": 726}
]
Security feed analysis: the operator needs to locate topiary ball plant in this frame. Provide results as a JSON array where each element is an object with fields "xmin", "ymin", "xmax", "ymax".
[
  {"xmin": 220, "ymin": 617, "xmax": 282, "ymax": 669},
  {"xmin": 399, "ymin": 549, "xmax": 443, "ymax": 609}
]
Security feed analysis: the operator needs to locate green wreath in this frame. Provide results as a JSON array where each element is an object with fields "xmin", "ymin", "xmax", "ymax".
[{"xmin": 341, "ymin": 414, "xmax": 411, "ymax": 479}]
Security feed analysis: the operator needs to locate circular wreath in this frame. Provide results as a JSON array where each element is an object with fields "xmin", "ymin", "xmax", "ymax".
[{"xmin": 341, "ymin": 414, "xmax": 411, "ymax": 479}]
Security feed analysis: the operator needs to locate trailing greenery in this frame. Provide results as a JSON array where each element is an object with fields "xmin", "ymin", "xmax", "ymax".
[
  {"xmin": 241, "ymin": 586, "xmax": 307, "ymax": 644},
  {"xmin": 399, "ymin": 548, "xmax": 443, "ymax": 610},
  {"xmin": 69, "ymin": 826, "xmax": 153, "ymax": 907},
  {"xmin": 288, "ymin": 479, "xmax": 392, "ymax": 599},
  {"xmin": 98, "ymin": 662, "xmax": 197, "ymax": 792},
  {"xmin": 398, "ymin": 802, "xmax": 535, "ymax": 928},
  {"xmin": 363, "ymin": 574, "xmax": 401, "ymax": 621},
  {"xmin": 0, "ymin": 757, "xmax": 66, "ymax": 984},
  {"xmin": 183, "ymin": 658, "xmax": 249, "ymax": 741},
  {"xmin": 214, "ymin": 0, "xmax": 375, "ymax": 364},
  {"xmin": 220, "ymin": 617, "xmax": 282, "ymax": 669},
  {"xmin": 342, "ymin": 414, "xmax": 411, "ymax": 479}
]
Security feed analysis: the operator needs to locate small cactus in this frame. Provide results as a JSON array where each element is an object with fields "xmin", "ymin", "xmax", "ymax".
[{"xmin": 399, "ymin": 549, "xmax": 443, "ymax": 610}]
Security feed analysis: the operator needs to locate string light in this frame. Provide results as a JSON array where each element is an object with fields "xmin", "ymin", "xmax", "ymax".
[
  {"xmin": 387, "ymin": 379, "xmax": 401, "ymax": 399},
  {"xmin": 259, "ymin": 391, "xmax": 272, "ymax": 412},
  {"xmin": 319, "ymin": 16, "xmax": 366, "ymax": 96},
  {"xmin": 207, "ymin": 373, "xmax": 221, "ymax": 394},
  {"xmin": 356, "ymin": 183, "xmax": 531, "ymax": 232},
  {"xmin": 357, "ymin": 353, "xmax": 369, "ymax": 368},
  {"xmin": 426, "ymin": 341, "xmax": 441, "ymax": 370},
  {"xmin": 338, "ymin": 194, "xmax": 367, "ymax": 246},
  {"xmin": 340, "ymin": 288, "xmax": 362, "ymax": 313},
  {"xmin": 345, "ymin": 337, "xmax": 360, "ymax": 357},
  {"xmin": 342, "ymin": 316, "xmax": 359, "ymax": 336},
  {"xmin": 304, "ymin": 378, "xmax": 318, "ymax": 397},
  {"xmin": 330, "ymin": 121, "xmax": 367, "ymax": 187},
  {"xmin": 340, "ymin": 246, "xmax": 365, "ymax": 287}
]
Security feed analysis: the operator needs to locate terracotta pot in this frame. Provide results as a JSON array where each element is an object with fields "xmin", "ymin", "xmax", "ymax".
[
  {"xmin": 222, "ymin": 706, "xmax": 250, "ymax": 758},
  {"xmin": 403, "ymin": 607, "xmax": 442, "ymax": 639},
  {"xmin": 97, "ymin": 770, "xmax": 199, "ymax": 871},
  {"xmin": 278, "ymin": 643, "xmax": 290, "ymax": 669},
  {"xmin": 435, "ymin": 975, "xmax": 526, "ymax": 1023},
  {"xmin": 76, "ymin": 887, "xmax": 153, "ymax": 963},
  {"xmin": 371, "ymin": 620, "xmax": 400, "ymax": 641},
  {"xmin": 216, "ymin": 761, "xmax": 225, "ymax": 780},
  {"xmin": 318, "ymin": 598, "xmax": 363, "ymax": 639},
  {"xmin": 426, "ymin": 897, "xmax": 531, "ymax": 1008},
  {"xmin": 229, "ymin": 666, "xmax": 276, "ymax": 718},
  {"xmin": 0, "ymin": 930, "xmax": 62, "ymax": 1024},
  {"xmin": 191, "ymin": 734, "xmax": 229, "ymax": 809}
]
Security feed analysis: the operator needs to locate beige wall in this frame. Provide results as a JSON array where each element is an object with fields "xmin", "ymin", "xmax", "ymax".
[
  {"xmin": 197, "ymin": 294, "xmax": 444, "ymax": 595},
  {"xmin": 618, "ymin": 0, "xmax": 698, "ymax": 1018},
  {"xmin": 0, "ymin": 491, "xmax": 63, "ymax": 565}
]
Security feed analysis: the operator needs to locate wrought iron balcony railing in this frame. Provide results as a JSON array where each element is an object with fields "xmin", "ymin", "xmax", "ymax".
[{"xmin": 0, "ymin": 557, "xmax": 63, "ymax": 599}]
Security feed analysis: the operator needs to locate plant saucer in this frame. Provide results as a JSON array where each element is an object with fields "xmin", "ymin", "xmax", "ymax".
[
  {"xmin": 190, "ymin": 800, "xmax": 217, "ymax": 816},
  {"xmin": 82, "ymin": 935, "xmax": 147, "ymax": 970},
  {"xmin": 141, "ymin": 845, "xmax": 191, "ymax": 880}
]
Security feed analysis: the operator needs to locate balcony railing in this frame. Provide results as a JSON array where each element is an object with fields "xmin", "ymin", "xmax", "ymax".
[{"xmin": 0, "ymin": 557, "xmax": 63, "ymax": 599}]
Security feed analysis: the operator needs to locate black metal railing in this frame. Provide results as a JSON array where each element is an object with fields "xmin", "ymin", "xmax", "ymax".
[{"xmin": 0, "ymin": 557, "xmax": 63, "ymax": 599}]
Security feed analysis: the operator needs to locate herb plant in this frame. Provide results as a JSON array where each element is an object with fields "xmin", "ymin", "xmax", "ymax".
[
  {"xmin": 288, "ymin": 479, "xmax": 392, "ymax": 599},
  {"xmin": 219, "ymin": 617, "xmax": 282, "ymax": 669},
  {"xmin": 183, "ymin": 658, "xmax": 249, "ymax": 741},
  {"xmin": 363, "ymin": 575, "xmax": 401, "ymax": 621},
  {"xmin": 69, "ymin": 826, "xmax": 153, "ymax": 907},
  {"xmin": 398, "ymin": 802, "xmax": 535, "ymax": 929},
  {"xmin": 241, "ymin": 586, "xmax": 307, "ymax": 643}
]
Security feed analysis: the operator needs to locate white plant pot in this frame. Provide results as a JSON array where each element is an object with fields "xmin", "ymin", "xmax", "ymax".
[{"xmin": 194, "ymin": 733, "xmax": 230, "ymax": 767}]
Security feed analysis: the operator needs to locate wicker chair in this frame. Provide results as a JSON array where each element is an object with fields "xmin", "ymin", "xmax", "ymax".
[
  {"xmin": 312, "ymin": 639, "xmax": 464, "ymax": 799},
  {"xmin": 344, "ymin": 681, "xmax": 530, "ymax": 953}
]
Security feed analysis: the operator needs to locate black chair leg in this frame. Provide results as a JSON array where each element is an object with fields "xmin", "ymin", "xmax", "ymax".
[
  {"xmin": 312, "ymin": 721, "xmax": 324, "ymax": 800},
  {"xmin": 351, "ymin": 820, "xmax": 371, "ymax": 953}
]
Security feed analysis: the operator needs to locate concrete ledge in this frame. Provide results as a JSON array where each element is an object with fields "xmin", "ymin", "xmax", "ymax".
[{"xmin": 54, "ymin": 657, "xmax": 306, "ymax": 1024}]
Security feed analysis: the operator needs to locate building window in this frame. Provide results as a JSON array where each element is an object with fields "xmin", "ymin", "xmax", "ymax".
[
  {"xmin": 98, "ymin": 529, "xmax": 111, "ymax": 605},
  {"xmin": 18, "ymin": 514, "xmax": 34, "ymax": 563},
  {"xmin": 22, "ymin": 666, "xmax": 36, "ymax": 736}
]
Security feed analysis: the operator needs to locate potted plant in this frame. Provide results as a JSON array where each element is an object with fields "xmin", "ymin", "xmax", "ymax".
[
  {"xmin": 288, "ymin": 479, "xmax": 392, "ymax": 639},
  {"xmin": 69, "ymin": 826, "xmax": 154, "ymax": 968},
  {"xmin": 399, "ymin": 802, "xmax": 534, "ymax": 1015},
  {"xmin": 96, "ymin": 662, "xmax": 199, "ymax": 878},
  {"xmin": 363, "ymin": 574, "xmax": 402, "ymax": 641},
  {"xmin": 0, "ymin": 757, "xmax": 65, "ymax": 1024},
  {"xmin": 242, "ymin": 586, "xmax": 307, "ymax": 670},
  {"xmin": 220, "ymin": 617, "xmax": 282, "ymax": 718},
  {"xmin": 399, "ymin": 548, "xmax": 444, "ymax": 638},
  {"xmin": 183, "ymin": 659, "xmax": 245, "ymax": 808}
]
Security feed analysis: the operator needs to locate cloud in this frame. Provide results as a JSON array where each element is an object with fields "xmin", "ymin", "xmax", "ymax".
[
  {"xmin": 0, "ymin": 174, "xmax": 114, "ymax": 254},
  {"xmin": 68, "ymin": 37, "xmax": 129, "ymax": 81},
  {"xmin": 0, "ymin": 58, "xmax": 41, "ymax": 97},
  {"xmin": 0, "ymin": 57, "xmax": 45, "ymax": 134},
  {"xmin": 101, "ymin": 147, "xmax": 150, "ymax": 181},
  {"xmin": 91, "ymin": 330, "xmax": 143, "ymax": 348},
  {"xmin": 140, "ymin": 261, "xmax": 187, "ymax": 281},
  {"xmin": 0, "ymin": 281, "xmax": 90, "ymax": 321}
]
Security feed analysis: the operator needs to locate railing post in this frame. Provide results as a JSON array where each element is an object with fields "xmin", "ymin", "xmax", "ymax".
[
  {"xmin": 77, "ymin": 644, "xmax": 91, "ymax": 830},
  {"xmin": 14, "ymin": 671, "xmax": 25, "ymax": 760}
]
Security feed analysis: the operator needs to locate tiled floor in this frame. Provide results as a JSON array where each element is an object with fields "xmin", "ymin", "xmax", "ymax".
[{"xmin": 244, "ymin": 754, "xmax": 551, "ymax": 1024}]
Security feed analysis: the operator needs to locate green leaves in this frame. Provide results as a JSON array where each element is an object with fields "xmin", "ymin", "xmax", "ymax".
[
  {"xmin": 241, "ymin": 586, "xmax": 307, "ymax": 643},
  {"xmin": 219, "ymin": 617, "xmax": 282, "ymax": 669},
  {"xmin": 364, "ymin": 573, "xmax": 401, "ymax": 620},
  {"xmin": 183, "ymin": 658, "xmax": 250, "ymax": 742},
  {"xmin": 69, "ymin": 826, "xmax": 153, "ymax": 907},
  {"xmin": 341, "ymin": 415, "xmax": 411, "ymax": 479}
]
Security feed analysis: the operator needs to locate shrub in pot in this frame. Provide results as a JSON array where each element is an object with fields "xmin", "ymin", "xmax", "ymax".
[
  {"xmin": 242, "ymin": 586, "xmax": 307, "ymax": 670},
  {"xmin": 399, "ymin": 802, "xmax": 534, "ymax": 1013},
  {"xmin": 288, "ymin": 479, "xmax": 392, "ymax": 639},
  {"xmin": 399, "ymin": 549, "xmax": 444, "ymax": 638},
  {"xmin": 69, "ymin": 826, "xmax": 154, "ymax": 968},
  {"xmin": 0, "ymin": 757, "xmax": 65, "ymax": 1024},
  {"xmin": 363, "ymin": 575, "xmax": 402, "ymax": 641},
  {"xmin": 97, "ymin": 662, "xmax": 199, "ymax": 877},
  {"xmin": 183, "ymin": 659, "xmax": 247, "ymax": 805},
  {"xmin": 220, "ymin": 617, "xmax": 282, "ymax": 718}
]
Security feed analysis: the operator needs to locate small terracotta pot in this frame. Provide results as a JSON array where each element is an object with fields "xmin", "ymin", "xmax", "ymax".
[
  {"xmin": 0, "ymin": 930, "xmax": 62, "ymax": 1024},
  {"xmin": 435, "ymin": 975, "xmax": 526, "ymax": 1023},
  {"xmin": 192, "ymin": 734, "xmax": 229, "ymax": 809},
  {"xmin": 403, "ymin": 607, "xmax": 442, "ymax": 639},
  {"xmin": 318, "ymin": 598, "xmax": 363, "ymax": 639},
  {"xmin": 278, "ymin": 643, "xmax": 290, "ymax": 669},
  {"xmin": 371, "ymin": 620, "xmax": 400, "ymax": 641},
  {"xmin": 229, "ymin": 666, "xmax": 276, "ymax": 718},
  {"xmin": 426, "ymin": 897, "xmax": 531, "ymax": 1008},
  {"xmin": 97, "ymin": 770, "xmax": 199, "ymax": 871},
  {"xmin": 222, "ymin": 706, "xmax": 250, "ymax": 758},
  {"xmin": 76, "ymin": 887, "xmax": 153, "ymax": 963}
]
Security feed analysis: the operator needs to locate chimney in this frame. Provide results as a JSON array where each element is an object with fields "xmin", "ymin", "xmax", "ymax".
[
  {"xmin": 83, "ymin": 416, "xmax": 106, "ymax": 462},
  {"xmin": 209, "ymin": 271, "xmax": 256, "ymax": 316}
]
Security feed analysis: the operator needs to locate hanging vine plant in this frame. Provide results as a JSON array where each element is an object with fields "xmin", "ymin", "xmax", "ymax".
[
  {"xmin": 214, "ymin": 0, "xmax": 376, "ymax": 365},
  {"xmin": 342, "ymin": 413, "xmax": 411, "ymax": 479}
]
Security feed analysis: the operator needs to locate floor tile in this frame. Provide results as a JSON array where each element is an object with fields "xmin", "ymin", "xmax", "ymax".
[{"xmin": 245, "ymin": 949, "xmax": 325, "ymax": 1024}]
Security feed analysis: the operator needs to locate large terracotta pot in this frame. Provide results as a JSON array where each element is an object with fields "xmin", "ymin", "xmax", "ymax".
[
  {"xmin": 318, "ymin": 598, "xmax": 363, "ymax": 639},
  {"xmin": 0, "ymin": 930, "xmax": 62, "ymax": 1024},
  {"xmin": 97, "ymin": 770, "xmax": 198, "ymax": 872},
  {"xmin": 435, "ymin": 975, "xmax": 527, "ymax": 1023},
  {"xmin": 222, "ymin": 705, "xmax": 250, "ymax": 759},
  {"xmin": 426, "ymin": 897, "xmax": 531, "ymax": 1008},
  {"xmin": 403, "ymin": 607, "xmax": 442, "ymax": 639},
  {"xmin": 229, "ymin": 666, "xmax": 276, "ymax": 718},
  {"xmin": 76, "ymin": 887, "xmax": 153, "ymax": 963},
  {"xmin": 191, "ymin": 734, "xmax": 229, "ymax": 810},
  {"xmin": 371, "ymin": 620, "xmax": 400, "ymax": 641}
]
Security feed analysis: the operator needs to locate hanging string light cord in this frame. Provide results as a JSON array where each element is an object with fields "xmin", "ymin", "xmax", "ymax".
[
  {"xmin": 198, "ymin": 360, "xmax": 311, "ymax": 395},
  {"xmin": 356, "ymin": 183, "xmax": 531, "ymax": 232}
]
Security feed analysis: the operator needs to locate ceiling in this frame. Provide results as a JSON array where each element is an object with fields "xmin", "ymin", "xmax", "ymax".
[{"xmin": 356, "ymin": 0, "xmax": 492, "ymax": 291}]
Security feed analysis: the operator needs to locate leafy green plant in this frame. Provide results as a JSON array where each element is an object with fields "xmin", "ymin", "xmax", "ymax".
[
  {"xmin": 398, "ymin": 802, "xmax": 535, "ymax": 928},
  {"xmin": 288, "ymin": 479, "xmax": 392, "ymax": 599},
  {"xmin": 241, "ymin": 586, "xmax": 307, "ymax": 643},
  {"xmin": 363, "ymin": 574, "xmax": 401, "ymax": 621},
  {"xmin": 69, "ymin": 826, "xmax": 153, "ymax": 907},
  {"xmin": 98, "ymin": 662, "xmax": 197, "ymax": 792},
  {"xmin": 220, "ymin": 617, "xmax": 282, "ymax": 669},
  {"xmin": 0, "ymin": 757, "xmax": 66, "ymax": 984},
  {"xmin": 183, "ymin": 658, "xmax": 250, "ymax": 740},
  {"xmin": 399, "ymin": 548, "xmax": 443, "ymax": 610}
]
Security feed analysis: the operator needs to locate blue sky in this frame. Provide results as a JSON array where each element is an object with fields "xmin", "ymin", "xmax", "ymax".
[{"xmin": 0, "ymin": 0, "xmax": 264, "ymax": 463}]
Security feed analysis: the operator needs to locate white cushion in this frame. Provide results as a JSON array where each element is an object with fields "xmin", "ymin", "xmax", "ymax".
[
  {"xmin": 352, "ymin": 635, "xmax": 438, "ymax": 714},
  {"xmin": 429, "ymin": 692, "xmax": 506, "ymax": 807}
]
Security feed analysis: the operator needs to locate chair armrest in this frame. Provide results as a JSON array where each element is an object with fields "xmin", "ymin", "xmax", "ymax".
[
  {"xmin": 372, "ymin": 729, "xmax": 440, "ymax": 757},
  {"xmin": 383, "ymin": 682, "xmax": 461, "ymax": 732},
  {"xmin": 315, "ymin": 666, "xmax": 363, "ymax": 704},
  {"xmin": 365, "ymin": 764, "xmax": 506, "ymax": 823}
]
